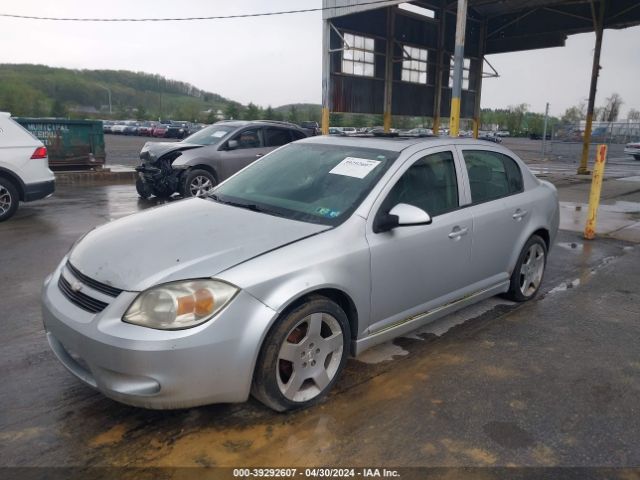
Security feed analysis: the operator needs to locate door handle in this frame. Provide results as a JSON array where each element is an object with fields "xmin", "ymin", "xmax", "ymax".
[
  {"xmin": 255, "ymin": 153, "xmax": 264, "ymax": 158},
  {"xmin": 448, "ymin": 226, "xmax": 469, "ymax": 240},
  {"xmin": 512, "ymin": 209, "xmax": 528, "ymax": 221}
]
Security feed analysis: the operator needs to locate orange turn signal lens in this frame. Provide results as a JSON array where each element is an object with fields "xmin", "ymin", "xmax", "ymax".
[
  {"xmin": 194, "ymin": 288, "xmax": 215, "ymax": 316},
  {"xmin": 176, "ymin": 289, "xmax": 215, "ymax": 317}
]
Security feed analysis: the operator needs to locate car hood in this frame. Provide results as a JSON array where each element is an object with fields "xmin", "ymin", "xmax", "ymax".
[
  {"xmin": 68, "ymin": 198, "xmax": 330, "ymax": 292},
  {"xmin": 139, "ymin": 141, "xmax": 202, "ymax": 162}
]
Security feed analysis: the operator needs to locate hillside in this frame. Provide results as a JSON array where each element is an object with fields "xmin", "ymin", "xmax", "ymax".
[{"xmin": 0, "ymin": 64, "xmax": 242, "ymax": 121}]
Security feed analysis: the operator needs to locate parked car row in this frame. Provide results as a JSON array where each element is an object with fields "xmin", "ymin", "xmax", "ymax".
[{"xmin": 103, "ymin": 120, "xmax": 207, "ymax": 139}]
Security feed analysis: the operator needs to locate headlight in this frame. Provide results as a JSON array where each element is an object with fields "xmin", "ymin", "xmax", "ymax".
[{"xmin": 123, "ymin": 279, "xmax": 238, "ymax": 330}]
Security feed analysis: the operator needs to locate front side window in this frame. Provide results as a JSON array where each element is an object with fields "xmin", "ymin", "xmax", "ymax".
[
  {"xmin": 401, "ymin": 45, "xmax": 428, "ymax": 84},
  {"xmin": 382, "ymin": 151, "xmax": 459, "ymax": 217},
  {"xmin": 342, "ymin": 32, "xmax": 375, "ymax": 77},
  {"xmin": 232, "ymin": 128, "xmax": 262, "ymax": 149},
  {"xmin": 463, "ymin": 150, "xmax": 523, "ymax": 204},
  {"xmin": 214, "ymin": 144, "xmax": 398, "ymax": 225}
]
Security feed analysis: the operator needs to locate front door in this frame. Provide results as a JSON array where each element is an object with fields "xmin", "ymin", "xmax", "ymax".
[
  {"xmin": 366, "ymin": 148, "xmax": 474, "ymax": 334},
  {"xmin": 217, "ymin": 127, "xmax": 270, "ymax": 180}
]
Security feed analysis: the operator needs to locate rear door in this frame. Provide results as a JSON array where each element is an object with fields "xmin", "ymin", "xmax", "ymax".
[{"xmin": 456, "ymin": 146, "xmax": 531, "ymax": 286}]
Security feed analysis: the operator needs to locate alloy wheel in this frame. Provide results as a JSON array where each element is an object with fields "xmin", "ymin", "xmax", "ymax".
[
  {"xmin": 276, "ymin": 312, "xmax": 344, "ymax": 402},
  {"xmin": 0, "ymin": 185, "xmax": 12, "ymax": 216},
  {"xmin": 189, "ymin": 176, "xmax": 214, "ymax": 197},
  {"xmin": 519, "ymin": 243, "xmax": 545, "ymax": 297}
]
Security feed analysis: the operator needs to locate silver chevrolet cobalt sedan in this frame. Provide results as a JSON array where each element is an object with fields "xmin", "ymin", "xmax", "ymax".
[{"xmin": 42, "ymin": 136, "xmax": 559, "ymax": 411}]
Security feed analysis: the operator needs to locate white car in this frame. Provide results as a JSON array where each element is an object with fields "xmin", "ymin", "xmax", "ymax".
[
  {"xmin": 623, "ymin": 142, "xmax": 640, "ymax": 160},
  {"xmin": 0, "ymin": 112, "xmax": 55, "ymax": 221}
]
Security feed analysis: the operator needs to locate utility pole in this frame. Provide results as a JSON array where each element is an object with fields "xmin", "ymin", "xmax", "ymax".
[
  {"xmin": 383, "ymin": 6, "xmax": 395, "ymax": 133},
  {"xmin": 578, "ymin": 0, "xmax": 606, "ymax": 175},
  {"xmin": 99, "ymin": 85, "xmax": 112, "ymax": 114},
  {"xmin": 542, "ymin": 102, "xmax": 549, "ymax": 157},
  {"xmin": 321, "ymin": 18, "xmax": 331, "ymax": 135},
  {"xmin": 449, "ymin": 0, "xmax": 468, "ymax": 137}
]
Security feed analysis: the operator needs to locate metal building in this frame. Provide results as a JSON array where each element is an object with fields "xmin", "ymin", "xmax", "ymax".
[{"xmin": 321, "ymin": 0, "xmax": 640, "ymax": 169}]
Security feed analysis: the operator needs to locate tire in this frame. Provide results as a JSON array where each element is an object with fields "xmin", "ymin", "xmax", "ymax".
[
  {"xmin": 633, "ymin": 155, "xmax": 640, "ymax": 161},
  {"xmin": 0, "ymin": 177, "xmax": 19, "ymax": 222},
  {"xmin": 251, "ymin": 297, "xmax": 350, "ymax": 412},
  {"xmin": 181, "ymin": 169, "xmax": 217, "ymax": 198},
  {"xmin": 504, "ymin": 234, "xmax": 548, "ymax": 302},
  {"xmin": 135, "ymin": 178, "xmax": 154, "ymax": 199}
]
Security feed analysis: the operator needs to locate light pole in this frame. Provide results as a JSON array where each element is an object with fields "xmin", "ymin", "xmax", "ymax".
[{"xmin": 99, "ymin": 85, "xmax": 112, "ymax": 114}]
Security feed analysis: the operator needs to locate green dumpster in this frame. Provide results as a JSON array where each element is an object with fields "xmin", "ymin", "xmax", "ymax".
[{"xmin": 15, "ymin": 118, "xmax": 106, "ymax": 170}]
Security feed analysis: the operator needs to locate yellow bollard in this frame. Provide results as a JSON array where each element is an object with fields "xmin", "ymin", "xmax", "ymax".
[{"xmin": 584, "ymin": 144, "xmax": 608, "ymax": 240}]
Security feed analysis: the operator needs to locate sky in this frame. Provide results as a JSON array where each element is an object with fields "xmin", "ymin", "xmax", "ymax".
[{"xmin": 1, "ymin": 0, "xmax": 639, "ymax": 117}]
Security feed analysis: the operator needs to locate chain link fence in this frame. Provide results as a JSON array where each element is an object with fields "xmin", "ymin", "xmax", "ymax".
[{"xmin": 542, "ymin": 122, "xmax": 640, "ymax": 159}]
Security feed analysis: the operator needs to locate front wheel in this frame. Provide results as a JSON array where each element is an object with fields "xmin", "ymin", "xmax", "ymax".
[
  {"xmin": 633, "ymin": 155, "xmax": 640, "ymax": 161},
  {"xmin": 181, "ymin": 169, "xmax": 217, "ymax": 198},
  {"xmin": 504, "ymin": 235, "xmax": 548, "ymax": 302},
  {"xmin": 252, "ymin": 297, "xmax": 349, "ymax": 412},
  {"xmin": 0, "ymin": 178, "xmax": 19, "ymax": 222}
]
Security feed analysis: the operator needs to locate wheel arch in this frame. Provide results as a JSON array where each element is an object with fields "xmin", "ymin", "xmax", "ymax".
[
  {"xmin": 0, "ymin": 167, "xmax": 25, "ymax": 201},
  {"xmin": 187, "ymin": 164, "xmax": 218, "ymax": 181},
  {"xmin": 266, "ymin": 287, "xmax": 360, "ymax": 356}
]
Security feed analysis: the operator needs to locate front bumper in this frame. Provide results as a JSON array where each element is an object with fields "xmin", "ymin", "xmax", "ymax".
[{"xmin": 42, "ymin": 262, "xmax": 277, "ymax": 409}]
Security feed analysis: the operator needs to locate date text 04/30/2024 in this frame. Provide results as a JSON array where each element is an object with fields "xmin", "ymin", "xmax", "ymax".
[{"xmin": 232, "ymin": 468, "xmax": 401, "ymax": 478}]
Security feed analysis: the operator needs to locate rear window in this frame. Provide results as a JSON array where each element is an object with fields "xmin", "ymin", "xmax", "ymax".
[{"xmin": 0, "ymin": 117, "xmax": 41, "ymax": 147}]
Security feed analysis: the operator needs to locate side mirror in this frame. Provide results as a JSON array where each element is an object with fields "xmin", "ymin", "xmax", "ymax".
[
  {"xmin": 390, "ymin": 203, "xmax": 432, "ymax": 226},
  {"xmin": 373, "ymin": 203, "xmax": 432, "ymax": 233},
  {"xmin": 227, "ymin": 139, "xmax": 239, "ymax": 150}
]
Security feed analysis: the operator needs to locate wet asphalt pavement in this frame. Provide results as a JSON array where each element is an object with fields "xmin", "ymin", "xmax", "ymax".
[{"xmin": 0, "ymin": 182, "xmax": 639, "ymax": 473}]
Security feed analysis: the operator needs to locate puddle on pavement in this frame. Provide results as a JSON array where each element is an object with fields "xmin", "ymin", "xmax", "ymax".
[
  {"xmin": 559, "ymin": 200, "xmax": 640, "ymax": 236},
  {"xmin": 356, "ymin": 297, "xmax": 513, "ymax": 365}
]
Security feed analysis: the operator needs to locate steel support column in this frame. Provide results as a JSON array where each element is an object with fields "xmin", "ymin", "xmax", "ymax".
[
  {"xmin": 578, "ymin": 0, "xmax": 606, "ymax": 174},
  {"xmin": 383, "ymin": 7, "xmax": 395, "ymax": 133},
  {"xmin": 449, "ymin": 0, "xmax": 468, "ymax": 137},
  {"xmin": 433, "ymin": 0, "xmax": 447, "ymax": 135},
  {"xmin": 321, "ymin": 19, "xmax": 331, "ymax": 135},
  {"xmin": 473, "ymin": 20, "xmax": 487, "ymax": 139}
]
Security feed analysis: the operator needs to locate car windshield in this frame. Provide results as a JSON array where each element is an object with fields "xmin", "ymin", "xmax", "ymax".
[
  {"xmin": 183, "ymin": 124, "xmax": 235, "ymax": 145},
  {"xmin": 212, "ymin": 143, "xmax": 399, "ymax": 226}
]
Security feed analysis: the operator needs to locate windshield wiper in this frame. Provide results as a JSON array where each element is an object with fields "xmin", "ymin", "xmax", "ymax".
[{"xmin": 210, "ymin": 195, "xmax": 285, "ymax": 217}]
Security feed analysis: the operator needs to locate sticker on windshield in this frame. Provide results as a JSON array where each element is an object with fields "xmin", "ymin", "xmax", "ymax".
[
  {"xmin": 316, "ymin": 207, "xmax": 340, "ymax": 218},
  {"xmin": 329, "ymin": 157, "xmax": 381, "ymax": 179},
  {"xmin": 211, "ymin": 131, "xmax": 227, "ymax": 138}
]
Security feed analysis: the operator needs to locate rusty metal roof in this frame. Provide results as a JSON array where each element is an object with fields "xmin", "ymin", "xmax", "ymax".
[{"xmin": 324, "ymin": 1, "xmax": 640, "ymax": 53}]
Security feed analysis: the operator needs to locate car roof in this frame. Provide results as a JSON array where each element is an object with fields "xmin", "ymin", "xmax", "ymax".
[
  {"xmin": 297, "ymin": 135, "xmax": 502, "ymax": 152},
  {"xmin": 215, "ymin": 120, "xmax": 304, "ymax": 130}
]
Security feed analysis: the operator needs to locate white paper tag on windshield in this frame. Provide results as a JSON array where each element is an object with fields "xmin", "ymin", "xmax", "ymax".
[
  {"xmin": 211, "ymin": 130, "xmax": 227, "ymax": 138},
  {"xmin": 329, "ymin": 157, "xmax": 381, "ymax": 179}
]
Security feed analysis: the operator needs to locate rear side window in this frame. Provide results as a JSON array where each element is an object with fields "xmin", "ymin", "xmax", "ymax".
[
  {"xmin": 462, "ymin": 150, "xmax": 523, "ymax": 204},
  {"xmin": 264, "ymin": 128, "xmax": 292, "ymax": 147},
  {"xmin": 291, "ymin": 130, "xmax": 307, "ymax": 140}
]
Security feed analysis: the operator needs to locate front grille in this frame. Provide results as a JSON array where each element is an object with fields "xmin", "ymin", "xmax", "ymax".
[
  {"xmin": 58, "ymin": 275, "xmax": 108, "ymax": 314},
  {"xmin": 66, "ymin": 261, "xmax": 123, "ymax": 297}
]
